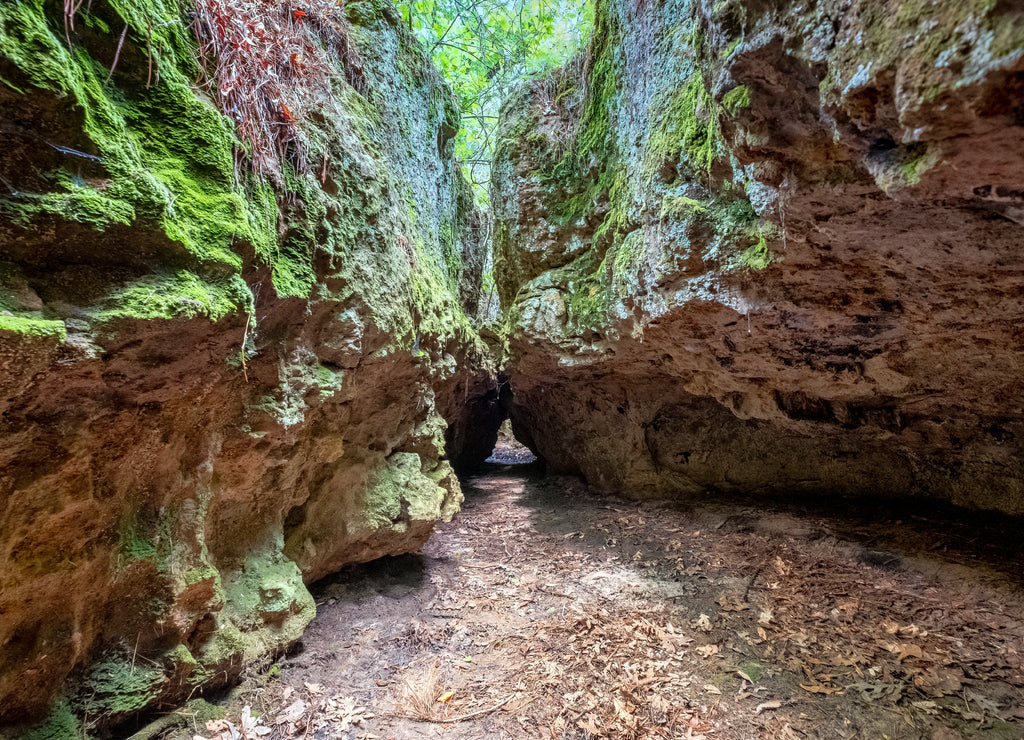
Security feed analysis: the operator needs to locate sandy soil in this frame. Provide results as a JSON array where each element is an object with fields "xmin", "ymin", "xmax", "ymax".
[{"xmin": 152, "ymin": 462, "xmax": 1024, "ymax": 740}]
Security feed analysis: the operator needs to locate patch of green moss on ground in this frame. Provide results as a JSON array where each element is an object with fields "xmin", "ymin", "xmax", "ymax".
[
  {"xmin": 0, "ymin": 315, "xmax": 67, "ymax": 341},
  {"xmin": 16, "ymin": 699, "xmax": 85, "ymax": 740},
  {"xmin": 186, "ymin": 698, "xmax": 226, "ymax": 724},
  {"xmin": 739, "ymin": 661, "xmax": 765, "ymax": 682}
]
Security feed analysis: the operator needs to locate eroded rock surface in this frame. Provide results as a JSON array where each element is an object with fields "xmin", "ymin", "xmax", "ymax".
[
  {"xmin": 493, "ymin": 0, "xmax": 1024, "ymax": 512},
  {"xmin": 0, "ymin": 0, "xmax": 496, "ymax": 731}
]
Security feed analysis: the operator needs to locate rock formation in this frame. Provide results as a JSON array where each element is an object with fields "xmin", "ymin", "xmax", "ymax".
[
  {"xmin": 4, "ymin": 0, "xmax": 1024, "ymax": 733},
  {"xmin": 0, "ymin": 0, "xmax": 496, "ymax": 732},
  {"xmin": 493, "ymin": 0, "xmax": 1024, "ymax": 514}
]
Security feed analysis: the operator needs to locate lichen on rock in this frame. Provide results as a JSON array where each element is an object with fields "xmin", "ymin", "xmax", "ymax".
[
  {"xmin": 493, "ymin": 0, "xmax": 1024, "ymax": 513},
  {"xmin": 0, "ymin": 0, "xmax": 498, "ymax": 733}
]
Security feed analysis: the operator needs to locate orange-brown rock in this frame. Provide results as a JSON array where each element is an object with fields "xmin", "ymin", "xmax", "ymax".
[{"xmin": 493, "ymin": 0, "xmax": 1024, "ymax": 514}]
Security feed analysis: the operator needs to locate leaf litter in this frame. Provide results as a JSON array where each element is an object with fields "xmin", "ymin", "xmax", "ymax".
[{"xmin": 165, "ymin": 465, "xmax": 1024, "ymax": 740}]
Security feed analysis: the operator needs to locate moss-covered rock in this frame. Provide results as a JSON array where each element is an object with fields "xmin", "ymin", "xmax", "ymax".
[
  {"xmin": 0, "ymin": 0, "xmax": 496, "ymax": 733},
  {"xmin": 493, "ymin": 0, "xmax": 1024, "ymax": 514}
]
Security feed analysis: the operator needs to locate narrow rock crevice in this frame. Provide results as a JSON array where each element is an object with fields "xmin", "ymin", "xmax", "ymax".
[{"xmin": 3, "ymin": 0, "xmax": 1024, "ymax": 736}]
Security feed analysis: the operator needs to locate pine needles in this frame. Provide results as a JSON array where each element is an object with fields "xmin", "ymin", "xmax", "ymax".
[{"xmin": 190, "ymin": 0, "xmax": 364, "ymax": 180}]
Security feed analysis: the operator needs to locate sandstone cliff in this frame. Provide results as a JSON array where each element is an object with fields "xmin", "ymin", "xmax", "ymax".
[
  {"xmin": 0, "ymin": 0, "xmax": 494, "ymax": 732},
  {"xmin": 493, "ymin": 0, "xmax": 1024, "ymax": 513}
]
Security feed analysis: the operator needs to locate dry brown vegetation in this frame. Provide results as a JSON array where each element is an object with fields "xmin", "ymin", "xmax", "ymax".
[
  {"xmin": 168, "ymin": 466, "xmax": 1023, "ymax": 740},
  {"xmin": 190, "ymin": 0, "xmax": 364, "ymax": 178}
]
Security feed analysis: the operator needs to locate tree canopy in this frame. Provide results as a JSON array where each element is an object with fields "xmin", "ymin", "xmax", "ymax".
[{"xmin": 399, "ymin": 0, "xmax": 593, "ymax": 202}]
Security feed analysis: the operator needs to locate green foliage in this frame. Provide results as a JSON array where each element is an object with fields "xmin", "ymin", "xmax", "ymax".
[
  {"xmin": 16, "ymin": 699, "xmax": 84, "ymax": 740},
  {"xmin": 399, "ymin": 0, "xmax": 594, "ymax": 201}
]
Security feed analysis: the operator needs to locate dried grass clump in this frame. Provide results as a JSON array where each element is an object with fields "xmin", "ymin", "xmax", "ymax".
[
  {"xmin": 391, "ymin": 663, "xmax": 448, "ymax": 721},
  {"xmin": 191, "ymin": 0, "xmax": 365, "ymax": 179}
]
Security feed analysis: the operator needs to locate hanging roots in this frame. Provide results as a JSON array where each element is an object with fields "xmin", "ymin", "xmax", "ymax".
[{"xmin": 190, "ymin": 0, "xmax": 364, "ymax": 179}]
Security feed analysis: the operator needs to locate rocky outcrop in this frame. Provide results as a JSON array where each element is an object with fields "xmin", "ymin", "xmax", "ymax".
[
  {"xmin": 0, "ymin": 0, "xmax": 496, "ymax": 732},
  {"xmin": 493, "ymin": 0, "xmax": 1024, "ymax": 513}
]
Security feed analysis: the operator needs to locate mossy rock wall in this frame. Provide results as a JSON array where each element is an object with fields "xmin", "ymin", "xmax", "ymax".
[
  {"xmin": 0, "ymin": 0, "xmax": 495, "ymax": 732},
  {"xmin": 492, "ymin": 0, "xmax": 1024, "ymax": 512}
]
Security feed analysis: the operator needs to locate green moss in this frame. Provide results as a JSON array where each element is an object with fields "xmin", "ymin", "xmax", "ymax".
[
  {"xmin": 532, "ymin": 0, "xmax": 622, "ymax": 226},
  {"xmin": 119, "ymin": 523, "xmax": 159, "ymax": 563},
  {"xmin": 823, "ymin": 0, "xmax": 1024, "ymax": 108},
  {"xmin": 93, "ymin": 271, "xmax": 251, "ymax": 324},
  {"xmin": 17, "ymin": 699, "xmax": 84, "ymax": 740},
  {"xmin": 647, "ymin": 73, "xmax": 720, "ymax": 176},
  {"xmin": 0, "ymin": 315, "xmax": 66, "ymax": 342},
  {"xmin": 555, "ymin": 251, "xmax": 612, "ymax": 333},
  {"xmin": 722, "ymin": 85, "xmax": 750, "ymax": 114},
  {"xmin": 164, "ymin": 643, "xmax": 198, "ymax": 668},
  {"xmin": 409, "ymin": 256, "xmax": 476, "ymax": 345},
  {"xmin": 610, "ymin": 230, "xmax": 645, "ymax": 296},
  {"xmin": 660, "ymin": 195, "xmax": 709, "ymax": 219},
  {"xmin": 357, "ymin": 451, "xmax": 455, "ymax": 530},
  {"xmin": 83, "ymin": 11, "xmax": 111, "ymax": 34},
  {"xmin": 163, "ymin": 643, "xmax": 218, "ymax": 687},
  {"xmin": 82, "ymin": 649, "xmax": 165, "ymax": 716},
  {"xmin": 0, "ymin": 2, "xmax": 259, "ymax": 270},
  {"xmin": 116, "ymin": 508, "xmax": 175, "ymax": 573},
  {"xmin": 187, "ymin": 698, "xmax": 227, "ymax": 724},
  {"xmin": 738, "ymin": 661, "xmax": 765, "ymax": 682},
  {"xmin": 689, "ymin": 25, "xmax": 707, "ymax": 60},
  {"xmin": 0, "ymin": 175, "xmax": 135, "ymax": 231},
  {"xmin": 740, "ymin": 234, "xmax": 773, "ymax": 270},
  {"xmin": 566, "ymin": 279, "xmax": 609, "ymax": 330},
  {"xmin": 894, "ymin": 144, "xmax": 939, "ymax": 187},
  {"xmin": 576, "ymin": 7, "xmax": 621, "ymax": 164},
  {"xmin": 184, "ymin": 563, "xmax": 219, "ymax": 586}
]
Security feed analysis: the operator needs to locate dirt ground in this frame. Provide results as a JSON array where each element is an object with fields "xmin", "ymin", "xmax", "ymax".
[{"xmin": 153, "ymin": 451, "xmax": 1024, "ymax": 740}]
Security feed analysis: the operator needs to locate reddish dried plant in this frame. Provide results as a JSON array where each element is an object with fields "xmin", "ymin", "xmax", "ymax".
[{"xmin": 191, "ymin": 0, "xmax": 364, "ymax": 179}]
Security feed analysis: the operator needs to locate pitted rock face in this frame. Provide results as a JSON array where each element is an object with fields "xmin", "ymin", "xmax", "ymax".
[
  {"xmin": 0, "ymin": 0, "xmax": 498, "ymax": 730},
  {"xmin": 492, "ymin": 0, "xmax": 1024, "ymax": 513}
]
